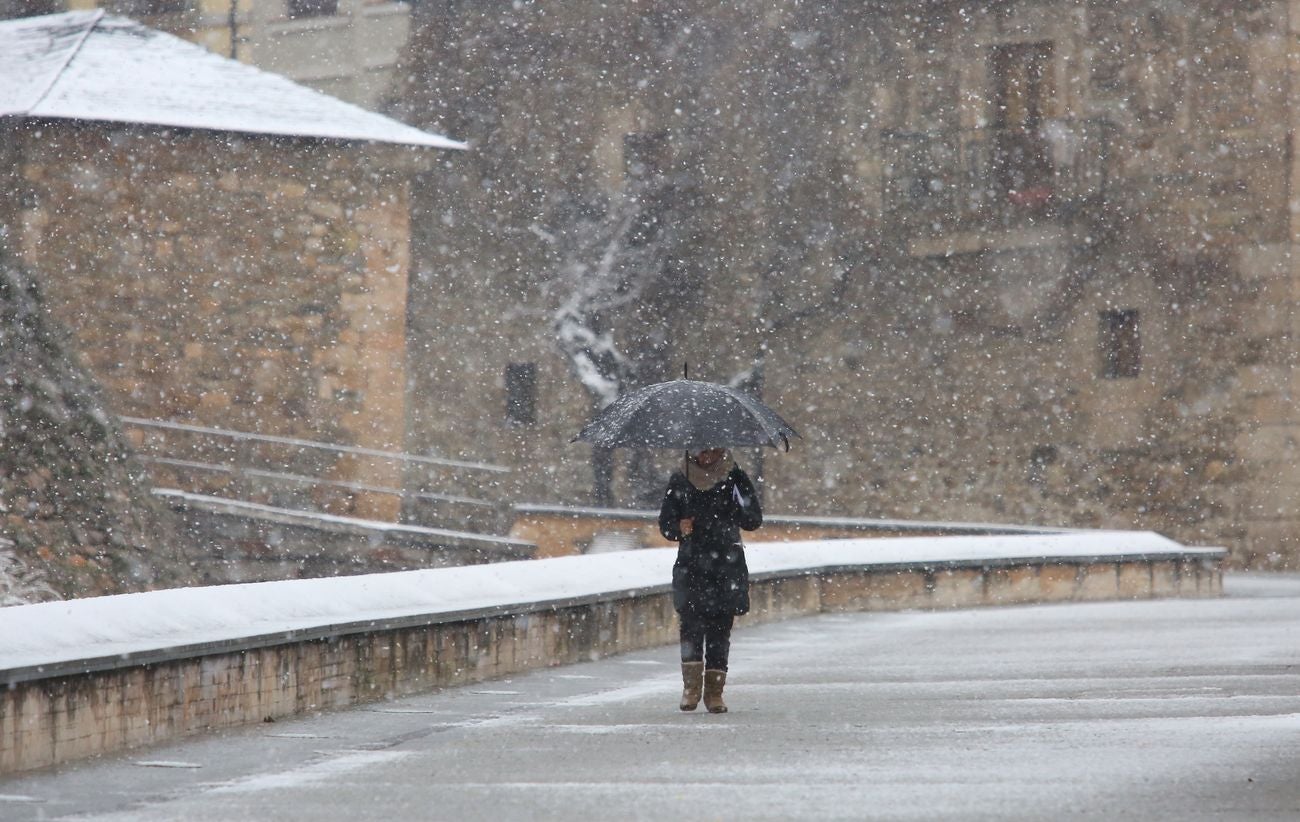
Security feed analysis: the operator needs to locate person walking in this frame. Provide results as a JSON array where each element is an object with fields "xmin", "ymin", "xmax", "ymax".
[{"xmin": 658, "ymin": 447, "xmax": 763, "ymax": 713}]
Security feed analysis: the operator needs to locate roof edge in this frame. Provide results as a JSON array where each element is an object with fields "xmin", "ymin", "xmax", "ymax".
[
  {"xmin": 2, "ymin": 11, "xmax": 466, "ymax": 151},
  {"xmin": 23, "ymin": 9, "xmax": 103, "ymax": 115}
]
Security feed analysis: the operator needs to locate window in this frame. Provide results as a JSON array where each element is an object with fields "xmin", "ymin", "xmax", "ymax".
[
  {"xmin": 622, "ymin": 131, "xmax": 669, "ymax": 182},
  {"xmin": 1099, "ymin": 309, "xmax": 1140, "ymax": 379},
  {"xmin": 622, "ymin": 131, "xmax": 670, "ymax": 247},
  {"xmin": 505, "ymin": 363, "xmax": 537, "ymax": 425},
  {"xmin": 990, "ymin": 42, "xmax": 1055, "ymax": 198},
  {"xmin": 991, "ymin": 42, "xmax": 1053, "ymax": 131},
  {"xmin": 288, "ymin": 0, "xmax": 338, "ymax": 18},
  {"xmin": 1026, "ymin": 444, "xmax": 1057, "ymax": 487}
]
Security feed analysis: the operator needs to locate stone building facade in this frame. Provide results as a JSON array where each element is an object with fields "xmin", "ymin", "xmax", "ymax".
[
  {"xmin": 1, "ymin": 255, "xmax": 195, "ymax": 600},
  {"xmin": 1, "ymin": 123, "xmax": 425, "ymax": 520},
  {"xmin": 394, "ymin": 0, "xmax": 1300, "ymax": 567},
  {"xmin": 0, "ymin": 7, "xmax": 464, "ymax": 528},
  {"xmin": 3, "ymin": 2, "xmax": 1295, "ymax": 568}
]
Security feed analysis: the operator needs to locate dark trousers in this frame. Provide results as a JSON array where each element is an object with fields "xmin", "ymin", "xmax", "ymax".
[{"xmin": 679, "ymin": 612, "xmax": 735, "ymax": 671}]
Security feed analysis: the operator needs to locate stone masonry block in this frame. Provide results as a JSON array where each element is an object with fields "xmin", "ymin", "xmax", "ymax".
[
  {"xmin": 0, "ymin": 694, "xmax": 16, "ymax": 773},
  {"xmin": 620, "ymin": 601, "xmax": 640, "ymax": 650},
  {"xmin": 1235, "ymin": 425, "xmax": 1300, "ymax": 463},
  {"xmin": 817, "ymin": 573, "xmax": 875, "ymax": 610},
  {"xmin": 1117, "ymin": 562, "xmax": 1154, "ymax": 599},
  {"xmin": 17, "ymin": 701, "xmax": 53, "ymax": 772},
  {"xmin": 1237, "ymin": 364, "xmax": 1292, "ymax": 396},
  {"xmin": 491, "ymin": 619, "xmax": 516, "ymax": 675},
  {"xmin": 784, "ymin": 576, "xmax": 823, "ymax": 617},
  {"xmin": 519, "ymin": 616, "xmax": 544, "ymax": 669},
  {"xmin": 1036, "ymin": 564, "xmax": 1081, "ymax": 600},
  {"xmin": 940, "ymin": 568, "xmax": 993, "ymax": 609},
  {"xmin": 1235, "ymin": 243, "xmax": 1292, "ymax": 281},
  {"xmin": 1247, "ymin": 391, "xmax": 1300, "ymax": 426},
  {"xmin": 983, "ymin": 565, "xmax": 1047, "ymax": 606},
  {"xmin": 1077, "ymin": 564, "xmax": 1122, "ymax": 601},
  {"xmin": 821, "ymin": 570, "xmax": 930, "ymax": 611},
  {"xmin": 1148, "ymin": 561, "xmax": 1177, "ymax": 597},
  {"xmin": 1245, "ymin": 478, "xmax": 1300, "ymax": 518},
  {"xmin": 1245, "ymin": 520, "xmax": 1300, "ymax": 567}
]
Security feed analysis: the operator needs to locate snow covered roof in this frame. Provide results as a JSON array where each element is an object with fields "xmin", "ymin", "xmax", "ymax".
[{"xmin": 0, "ymin": 11, "xmax": 465, "ymax": 150}]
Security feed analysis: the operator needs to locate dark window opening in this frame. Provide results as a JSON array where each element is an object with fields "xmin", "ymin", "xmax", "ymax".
[
  {"xmin": 1027, "ymin": 444, "xmax": 1058, "ymax": 487},
  {"xmin": 1029, "ymin": 444, "xmax": 1058, "ymax": 465},
  {"xmin": 623, "ymin": 131, "xmax": 669, "ymax": 182},
  {"xmin": 622, "ymin": 131, "xmax": 671, "ymax": 248},
  {"xmin": 990, "ymin": 41, "xmax": 1055, "ymax": 199},
  {"xmin": 1099, "ymin": 309, "xmax": 1140, "ymax": 379},
  {"xmin": 288, "ymin": 0, "xmax": 338, "ymax": 18},
  {"xmin": 505, "ymin": 363, "xmax": 538, "ymax": 425}
]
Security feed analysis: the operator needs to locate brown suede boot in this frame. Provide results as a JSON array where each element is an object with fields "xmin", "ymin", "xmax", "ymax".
[
  {"xmin": 703, "ymin": 669, "xmax": 728, "ymax": 713},
  {"xmin": 679, "ymin": 662, "xmax": 704, "ymax": 711}
]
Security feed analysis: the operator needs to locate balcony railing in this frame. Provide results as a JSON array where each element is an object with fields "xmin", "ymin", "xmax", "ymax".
[{"xmin": 881, "ymin": 118, "xmax": 1113, "ymax": 238}]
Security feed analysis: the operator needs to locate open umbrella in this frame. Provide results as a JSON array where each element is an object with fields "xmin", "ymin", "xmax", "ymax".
[{"xmin": 573, "ymin": 379, "xmax": 799, "ymax": 451}]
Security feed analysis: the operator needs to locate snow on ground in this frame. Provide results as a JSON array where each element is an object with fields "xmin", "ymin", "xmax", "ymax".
[
  {"xmin": 4, "ymin": 586, "xmax": 1299, "ymax": 821},
  {"xmin": 0, "ymin": 531, "xmax": 1218, "ymax": 675}
]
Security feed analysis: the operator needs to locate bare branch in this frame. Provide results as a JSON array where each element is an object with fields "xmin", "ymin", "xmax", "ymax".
[{"xmin": 542, "ymin": 177, "xmax": 675, "ymax": 408}]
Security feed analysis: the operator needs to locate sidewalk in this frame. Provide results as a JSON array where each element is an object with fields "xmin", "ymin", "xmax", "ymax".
[{"xmin": 3, "ymin": 572, "xmax": 1296, "ymax": 821}]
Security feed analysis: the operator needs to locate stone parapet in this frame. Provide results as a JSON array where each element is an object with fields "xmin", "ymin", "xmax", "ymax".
[
  {"xmin": 510, "ymin": 504, "xmax": 1068, "ymax": 559},
  {"xmin": 0, "ymin": 533, "xmax": 1224, "ymax": 775}
]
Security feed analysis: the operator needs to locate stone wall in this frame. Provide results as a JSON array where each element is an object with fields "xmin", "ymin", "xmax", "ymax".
[
  {"xmin": 1, "ymin": 2, "xmax": 1289, "ymax": 570},
  {"xmin": 3, "ymin": 120, "xmax": 424, "ymax": 522},
  {"xmin": 395, "ymin": 0, "xmax": 1300, "ymax": 567},
  {"xmin": 0, "ymin": 547, "xmax": 1223, "ymax": 775},
  {"xmin": 0, "ymin": 252, "xmax": 195, "ymax": 600}
]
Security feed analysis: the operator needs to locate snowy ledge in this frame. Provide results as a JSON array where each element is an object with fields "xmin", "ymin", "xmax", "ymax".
[{"xmin": 0, "ymin": 531, "xmax": 1223, "ymax": 685}]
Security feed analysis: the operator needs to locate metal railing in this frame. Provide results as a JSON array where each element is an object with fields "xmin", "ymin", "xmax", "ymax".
[
  {"xmin": 121, "ymin": 417, "xmax": 508, "ymax": 473},
  {"xmin": 121, "ymin": 417, "xmax": 509, "ymax": 529},
  {"xmin": 881, "ymin": 118, "xmax": 1113, "ymax": 236},
  {"xmin": 140, "ymin": 456, "xmax": 496, "ymax": 508}
]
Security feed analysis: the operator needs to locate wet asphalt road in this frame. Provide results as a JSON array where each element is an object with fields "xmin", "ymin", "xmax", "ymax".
[{"xmin": 3, "ymin": 573, "xmax": 1300, "ymax": 821}]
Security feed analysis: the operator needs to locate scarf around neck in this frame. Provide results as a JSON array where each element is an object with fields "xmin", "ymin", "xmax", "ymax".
[{"xmin": 685, "ymin": 450, "xmax": 735, "ymax": 490}]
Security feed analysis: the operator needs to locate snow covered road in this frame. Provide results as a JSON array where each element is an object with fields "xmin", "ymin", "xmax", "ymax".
[{"xmin": 3, "ymin": 573, "xmax": 1299, "ymax": 821}]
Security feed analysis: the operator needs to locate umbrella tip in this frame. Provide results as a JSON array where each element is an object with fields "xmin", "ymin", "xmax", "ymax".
[{"xmin": 683, "ymin": 361, "xmax": 689, "ymax": 380}]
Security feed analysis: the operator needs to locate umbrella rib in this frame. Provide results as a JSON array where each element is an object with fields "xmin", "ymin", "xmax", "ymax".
[{"xmin": 724, "ymin": 388, "xmax": 798, "ymax": 445}]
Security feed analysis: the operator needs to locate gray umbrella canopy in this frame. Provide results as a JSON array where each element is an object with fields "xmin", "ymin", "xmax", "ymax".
[{"xmin": 573, "ymin": 379, "xmax": 799, "ymax": 451}]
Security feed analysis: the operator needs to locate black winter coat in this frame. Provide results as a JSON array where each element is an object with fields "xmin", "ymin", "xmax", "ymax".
[{"xmin": 658, "ymin": 466, "xmax": 763, "ymax": 616}]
